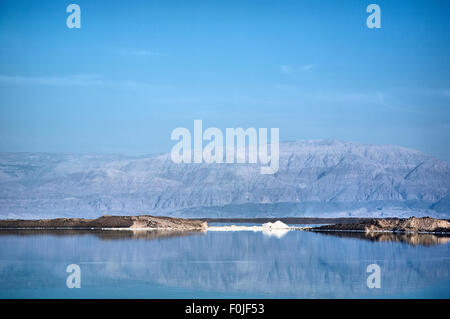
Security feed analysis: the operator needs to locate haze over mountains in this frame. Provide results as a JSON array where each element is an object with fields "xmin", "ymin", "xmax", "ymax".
[{"xmin": 0, "ymin": 140, "xmax": 449, "ymax": 219}]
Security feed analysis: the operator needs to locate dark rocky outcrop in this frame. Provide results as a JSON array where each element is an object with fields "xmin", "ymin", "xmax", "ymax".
[
  {"xmin": 311, "ymin": 217, "xmax": 450, "ymax": 233},
  {"xmin": 0, "ymin": 215, "xmax": 208, "ymax": 231}
]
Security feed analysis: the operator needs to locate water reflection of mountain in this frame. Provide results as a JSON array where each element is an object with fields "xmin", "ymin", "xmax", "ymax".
[
  {"xmin": 0, "ymin": 229, "xmax": 204, "ymax": 241},
  {"xmin": 312, "ymin": 231, "xmax": 450, "ymax": 246},
  {"xmin": 0, "ymin": 230, "xmax": 449, "ymax": 298}
]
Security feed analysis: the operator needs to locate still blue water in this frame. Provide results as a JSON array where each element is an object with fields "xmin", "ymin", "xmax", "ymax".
[{"xmin": 0, "ymin": 228, "xmax": 449, "ymax": 298}]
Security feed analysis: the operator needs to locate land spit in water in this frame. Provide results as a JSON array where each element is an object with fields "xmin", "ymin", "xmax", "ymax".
[
  {"xmin": 201, "ymin": 217, "xmax": 369, "ymax": 225},
  {"xmin": 0, "ymin": 215, "xmax": 449, "ymax": 234},
  {"xmin": 204, "ymin": 216, "xmax": 450, "ymax": 245},
  {"xmin": 0, "ymin": 216, "xmax": 449, "ymax": 247},
  {"xmin": 0, "ymin": 215, "xmax": 208, "ymax": 231},
  {"xmin": 309, "ymin": 217, "xmax": 450, "ymax": 234}
]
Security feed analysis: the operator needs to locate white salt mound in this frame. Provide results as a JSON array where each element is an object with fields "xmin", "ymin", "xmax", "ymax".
[{"xmin": 262, "ymin": 221, "xmax": 290, "ymax": 229}]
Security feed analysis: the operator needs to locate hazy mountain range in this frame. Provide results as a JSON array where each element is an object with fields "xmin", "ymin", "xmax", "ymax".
[{"xmin": 0, "ymin": 140, "xmax": 449, "ymax": 219}]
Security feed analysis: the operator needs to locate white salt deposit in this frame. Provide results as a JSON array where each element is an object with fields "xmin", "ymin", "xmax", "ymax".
[
  {"xmin": 207, "ymin": 225, "xmax": 261, "ymax": 232},
  {"xmin": 207, "ymin": 221, "xmax": 293, "ymax": 238},
  {"xmin": 262, "ymin": 221, "xmax": 290, "ymax": 229}
]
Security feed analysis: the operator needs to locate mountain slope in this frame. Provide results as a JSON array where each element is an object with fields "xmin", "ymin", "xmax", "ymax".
[{"xmin": 0, "ymin": 140, "xmax": 449, "ymax": 219}]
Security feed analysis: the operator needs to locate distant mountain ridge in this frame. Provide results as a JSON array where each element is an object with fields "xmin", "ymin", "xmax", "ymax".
[{"xmin": 0, "ymin": 140, "xmax": 449, "ymax": 219}]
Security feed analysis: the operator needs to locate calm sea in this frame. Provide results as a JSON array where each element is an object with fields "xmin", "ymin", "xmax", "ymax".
[{"xmin": 0, "ymin": 227, "xmax": 449, "ymax": 298}]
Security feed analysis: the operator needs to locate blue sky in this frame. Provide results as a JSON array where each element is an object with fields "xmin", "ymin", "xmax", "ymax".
[{"xmin": 0, "ymin": 0, "xmax": 449, "ymax": 160}]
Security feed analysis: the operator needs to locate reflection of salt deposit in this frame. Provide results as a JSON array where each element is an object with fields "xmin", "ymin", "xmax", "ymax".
[
  {"xmin": 207, "ymin": 221, "xmax": 292, "ymax": 238},
  {"xmin": 262, "ymin": 228, "xmax": 290, "ymax": 239},
  {"xmin": 261, "ymin": 221, "xmax": 291, "ymax": 238}
]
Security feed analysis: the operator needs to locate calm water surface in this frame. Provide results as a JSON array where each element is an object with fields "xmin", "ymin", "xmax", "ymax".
[{"xmin": 0, "ymin": 228, "xmax": 449, "ymax": 298}]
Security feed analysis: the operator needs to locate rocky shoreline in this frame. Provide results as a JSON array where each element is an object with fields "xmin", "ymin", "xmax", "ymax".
[
  {"xmin": 310, "ymin": 217, "xmax": 450, "ymax": 234},
  {"xmin": 0, "ymin": 215, "xmax": 208, "ymax": 231},
  {"xmin": 1, "ymin": 215, "xmax": 449, "ymax": 235}
]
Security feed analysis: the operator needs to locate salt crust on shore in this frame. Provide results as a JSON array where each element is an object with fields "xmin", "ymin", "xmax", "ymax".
[{"xmin": 207, "ymin": 221, "xmax": 296, "ymax": 238}]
